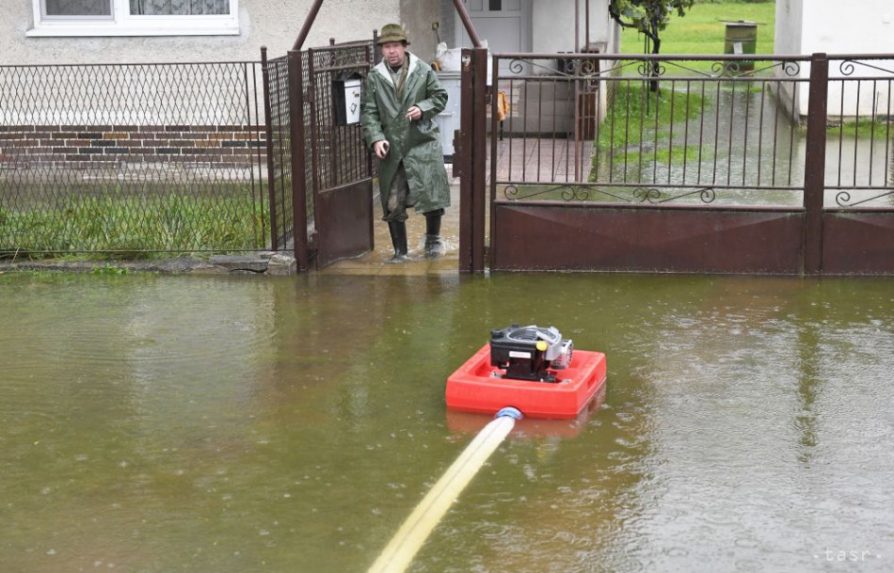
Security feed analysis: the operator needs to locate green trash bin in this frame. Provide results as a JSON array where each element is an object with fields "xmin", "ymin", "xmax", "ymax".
[{"xmin": 724, "ymin": 21, "xmax": 757, "ymax": 73}]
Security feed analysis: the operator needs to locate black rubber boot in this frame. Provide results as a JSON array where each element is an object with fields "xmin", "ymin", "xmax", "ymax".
[
  {"xmin": 424, "ymin": 211, "xmax": 444, "ymax": 258},
  {"xmin": 387, "ymin": 221, "xmax": 409, "ymax": 263}
]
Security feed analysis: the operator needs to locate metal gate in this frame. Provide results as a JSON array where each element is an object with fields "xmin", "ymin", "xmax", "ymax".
[
  {"xmin": 263, "ymin": 40, "xmax": 375, "ymax": 270},
  {"xmin": 477, "ymin": 51, "xmax": 894, "ymax": 275},
  {"xmin": 306, "ymin": 42, "xmax": 376, "ymax": 268}
]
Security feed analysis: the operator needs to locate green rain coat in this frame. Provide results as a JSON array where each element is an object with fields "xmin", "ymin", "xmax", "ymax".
[{"xmin": 361, "ymin": 52, "xmax": 451, "ymax": 217}]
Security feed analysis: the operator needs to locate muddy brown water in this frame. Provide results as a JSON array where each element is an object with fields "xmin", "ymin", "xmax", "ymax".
[{"xmin": 1, "ymin": 272, "xmax": 892, "ymax": 572}]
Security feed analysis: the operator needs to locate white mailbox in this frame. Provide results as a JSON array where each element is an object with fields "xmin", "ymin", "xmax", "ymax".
[{"xmin": 333, "ymin": 73, "xmax": 363, "ymax": 126}]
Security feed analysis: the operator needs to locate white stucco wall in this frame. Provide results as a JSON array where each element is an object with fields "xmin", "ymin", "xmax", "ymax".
[
  {"xmin": 800, "ymin": 0, "xmax": 894, "ymax": 56},
  {"xmin": 776, "ymin": 0, "xmax": 894, "ymax": 117},
  {"xmin": 0, "ymin": 0, "xmax": 401, "ymax": 65},
  {"xmin": 400, "ymin": 0, "xmax": 442, "ymax": 63},
  {"xmin": 803, "ymin": 0, "xmax": 894, "ymax": 116},
  {"xmin": 773, "ymin": 0, "xmax": 802, "ymax": 57},
  {"xmin": 773, "ymin": 0, "xmax": 804, "ymax": 118},
  {"xmin": 532, "ymin": 0, "xmax": 614, "ymax": 54}
]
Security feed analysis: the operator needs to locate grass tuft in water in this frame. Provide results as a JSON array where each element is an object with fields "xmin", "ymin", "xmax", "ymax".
[
  {"xmin": 826, "ymin": 117, "xmax": 893, "ymax": 140},
  {"xmin": 91, "ymin": 264, "xmax": 128, "ymax": 275}
]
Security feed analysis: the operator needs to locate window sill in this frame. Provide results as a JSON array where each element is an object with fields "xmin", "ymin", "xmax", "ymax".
[{"xmin": 26, "ymin": 21, "xmax": 240, "ymax": 38}]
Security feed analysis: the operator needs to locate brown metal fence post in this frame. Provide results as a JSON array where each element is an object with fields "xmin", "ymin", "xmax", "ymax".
[
  {"xmin": 288, "ymin": 50, "xmax": 310, "ymax": 271},
  {"xmin": 260, "ymin": 46, "xmax": 279, "ymax": 251},
  {"xmin": 471, "ymin": 47, "xmax": 488, "ymax": 272},
  {"xmin": 372, "ymin": 29, "xmax": 381, "ymax": 64},
  {"xmin": 366, "ymin": 40, "xmax": 376, "ymax": 249},
  {"xmin": 453, "ymin": 0, "xmax": 486, "ymax": 271},
  {"xmin": 489, "ymin": 53, "xmax": 500, "ymax": 270},
  {"xmin": 459, "ymin": 47, "xmax": 488, "ymax": 273},
  {"xmin": 459, "ymin": 49, "xmax": 474, "ymax": 272},
  {"xmin": 803, "ymin": 53, "xmax": 829, "ymax": 275}
]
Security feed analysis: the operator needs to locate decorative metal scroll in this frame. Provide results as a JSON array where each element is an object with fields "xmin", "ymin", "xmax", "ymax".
[
  {"xmin": 839, "ymin": 59, "xmax": 894, "ymax": 77},
  {"xmin": 502, "ymin": 55, "xmax": 801, "ymax": 87},
  {"xmin": 506, "ymin": 57, "xmax": 639, "ymax": 91},
  {"xmin": 634, "ymin": 186, "xmax": 717, "ymax": 204},
  {"xmin": 504, "ymin": 183, "xmax": 632, "ymax": 202},
  {"xmin": 835, "ymin": 190, "xmax": 894, "ymax": 208},
  {"xmin": 645, "ymin": 58, "xmax": 801, "ymax": 79},
  {"xmin": 503, "ymin": 184, "xmax": 718, "ymax": 205}
]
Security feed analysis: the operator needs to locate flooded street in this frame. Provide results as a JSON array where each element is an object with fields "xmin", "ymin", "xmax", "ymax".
[{"xmin": 2, "ymin": 272, "xmax": 893, "ymax": 572}]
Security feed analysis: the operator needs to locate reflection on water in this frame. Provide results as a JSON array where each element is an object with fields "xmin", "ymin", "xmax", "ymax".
[{"xmin": 2, "ymin": 273, "xmax": 893, "ymax": 572}]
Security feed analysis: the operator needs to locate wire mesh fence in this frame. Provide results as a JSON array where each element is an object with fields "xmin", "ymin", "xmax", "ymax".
[
  {"xmin": 263, "ymin": 53, "xmax": 296, "ymax": 252},
  {"xmin": 306, "ymin": 41, "xmax": 375, "ymax": 194},
  {"xmin": 0, "ymin": 61, "xmax": 269, "ymax": 258}
]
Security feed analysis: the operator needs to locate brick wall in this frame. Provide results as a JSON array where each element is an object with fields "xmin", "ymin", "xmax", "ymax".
[{"xmin": 0, "ymin": 125, "xmax": 266, "ymax": 170}]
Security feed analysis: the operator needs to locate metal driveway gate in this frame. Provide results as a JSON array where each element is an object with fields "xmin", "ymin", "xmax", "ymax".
[{"xmin": 481, "ymin": 51, "xmax": 894, "ymax": 275}]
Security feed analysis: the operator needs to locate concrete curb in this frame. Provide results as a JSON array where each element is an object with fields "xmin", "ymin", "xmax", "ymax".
[{"xmin": 0, "ymin": 252, "xmax": 298, "ymax": 276}]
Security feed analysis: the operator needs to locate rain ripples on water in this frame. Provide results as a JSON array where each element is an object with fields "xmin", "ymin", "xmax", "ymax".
[{"xmin": 1, "ymin": 272, "xmax": 892, "ymax": 572}]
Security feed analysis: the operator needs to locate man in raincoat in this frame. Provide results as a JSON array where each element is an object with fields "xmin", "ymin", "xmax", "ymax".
[{"xmin": 361, "ymin": 23, "xmax": 451, "ymax": 262}]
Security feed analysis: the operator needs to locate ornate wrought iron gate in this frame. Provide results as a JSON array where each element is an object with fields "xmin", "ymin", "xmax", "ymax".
[{"xmin": 480, "ymin": 51, "xmax": 894, "ymax": 275}]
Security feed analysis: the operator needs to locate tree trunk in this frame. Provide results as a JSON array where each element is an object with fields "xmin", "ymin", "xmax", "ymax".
[{"xmin": 649, "ymin": 27, "xmax": 661, "ymax": 93}]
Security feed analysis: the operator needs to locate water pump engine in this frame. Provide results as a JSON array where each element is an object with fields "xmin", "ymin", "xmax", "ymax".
[{"xmin": 490, "ymin": 325, "xmax": 573, "ymax": 382}]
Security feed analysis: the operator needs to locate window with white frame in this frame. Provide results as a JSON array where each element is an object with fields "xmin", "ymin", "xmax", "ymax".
[{"xmin": 29, "ymin": 0, "xmax": 240, "ymax": 37}]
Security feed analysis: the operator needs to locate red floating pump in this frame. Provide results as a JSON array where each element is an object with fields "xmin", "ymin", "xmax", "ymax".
[{"xmin": 446, "ymin": 325, "xmax": 607, "ymax": 419}]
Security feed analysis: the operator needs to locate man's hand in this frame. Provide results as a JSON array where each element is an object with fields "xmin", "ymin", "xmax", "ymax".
[
  {"xmin": 373, "ymin": 140, "xmax": 390, "ymax": 159},
  {"xmin": 405, "ymin": 106, "xmax": 422, "ymax": 121}
]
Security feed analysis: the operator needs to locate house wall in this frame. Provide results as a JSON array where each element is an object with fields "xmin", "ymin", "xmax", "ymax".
[
  {"xmin": 532, "ymin": 0, "xmax": 613, "ymax": 54},
  {"xmin": 0, "ymin": 0, "xmax": 401, "ymax": 65},
  {"xmin": 773, "ymin": 0, "xmax": 802, "ymax": 58},
  {"xmin": 776, "ymin": 0, "xmax": 894, "ymax": 117},
  {"xmin": 0, "ymin": 124, "xmax": 264, "ymax": 171},
  {"xmin": 800, "ymin": 0, "xmax": 893, "ymax": 56},
  {"xmin": 442, "ymin": 0, "xmax": 615, "ymax": 55},
  {"xmin": 399, "ymin": 0, "xmax": 442, "ymax": 63},
  {"xmin": 803, "ymin": 0, "xmax": 894, "ymax": 117},
  {"xmin": 773, "ymin": 0, "xmax": 803, "ymax": 118}
]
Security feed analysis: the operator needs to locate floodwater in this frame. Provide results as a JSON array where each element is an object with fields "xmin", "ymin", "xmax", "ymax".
[{"xmin": 2, "ymin": 272, "xmax": 893, "ymax": 572}]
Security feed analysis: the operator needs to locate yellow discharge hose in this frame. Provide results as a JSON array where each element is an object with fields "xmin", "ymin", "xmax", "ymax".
[{"xmin": 368, "ymin": 407, "xmax": 523, "ymax": 573}]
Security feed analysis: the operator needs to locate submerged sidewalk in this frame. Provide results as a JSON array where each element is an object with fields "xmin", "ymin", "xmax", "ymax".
[{"xmin": 320, "ymin": 181, "xmax": 461, "ymax": 276}]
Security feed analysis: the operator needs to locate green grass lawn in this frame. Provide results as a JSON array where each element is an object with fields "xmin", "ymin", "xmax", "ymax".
[
  {"xmin": 620, "ymin": 1, "xmax": 776, "ymax": 57},
  {"xmin": 0, "ymin": 185, "xmax": 268, "ymax": 260}
]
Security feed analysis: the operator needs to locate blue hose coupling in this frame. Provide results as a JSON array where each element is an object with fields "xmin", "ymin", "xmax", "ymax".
[{"xmin": 495, "ymin": 406, "xmax": 523, "ymax": 421}]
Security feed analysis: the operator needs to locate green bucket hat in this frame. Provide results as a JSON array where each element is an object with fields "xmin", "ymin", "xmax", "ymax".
[{"xmin": 378, "ymin": 23, "xmax": 409, "ymax": 45}]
